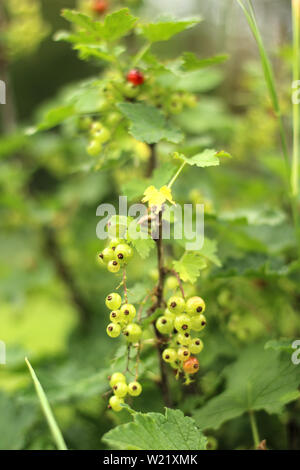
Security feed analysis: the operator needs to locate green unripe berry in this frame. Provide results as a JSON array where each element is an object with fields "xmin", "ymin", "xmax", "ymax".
[
  {"xmin": 107, "ymin": 260, "xmax": 121, "ymax": 273},
  {"xmin": 113, "ymin": 381, "xmax": 128, "ymax": 398},
  {"xmin": 105, "ymin": 293, "xmax": 122, "ymax": 310},
  {"xmin": 156, "ymin": 316, "xmax": 174, "ymax": 335},
  {"xmin": 123, "ymin": 323, "xmax": 142, "ymax": 342},
  {"xmin": 101, "ymin": 247, "xmax": 116, "ymax": 264},
  {"xmin": 91, "ymin": 122, "xmax": 103, "ymax": 135},
  {"xmin": 128, "ymin": 381, "xmax": 142, "ymax": 397},
  {"xmin": 191, "ymin": 314, "xmax": 207, "ymax": 332},
  {"xmin": 177, "ymin": 346, "xmax": 190, "ymax": 361},
  {"xmin": 109, "ymin": 395, "xmax": 124, "ymax": 412},
  {"xmin": 110, "ymin": 310, "xmax": 123, "ymax": 323},
  {"xmin": 87, "ymin": 139, "xmax": 102, "ymax": 156},
  {"xmin": 186, "ymin": 296, "xmax": 206, "ymax": 316},
  {"xmin": 94, "ymin": 127, "xmax": 111, "ymax": 144},
  {"xmin": 106, "ymin": 322, "xmax": 121, "ymax": 338},
  {"xmin": 174, "ymin": 314, "xmax": 192, "ymax": 333},
  {"xmin": 115, "ymin": 243, "xmax": 133, "ymax": 263},
  {"xmin": 167, "ymin": 296, "xmax": 185, "ymax": 314},
  {"xmin": 109, "ymin": 372, "xmax": 126, "ymax": 388},
  {"xmin": 162, "ymin": 348, "xmax": 177, "ymax": 363},
  {"xmin": 109, "ymin": 238, "xmax": 123, "ymax": 250},
  {"xmin": 120, "ymin": 303, "xmax": 136, "ymax": 321},
  {"xmin": 176, "ymin": 332, "xmax": 192, "ymax": 347},
  {"xmin": 165, "ymin": 276, "xmax": 178, "ymax": 290},
  {"xmin": 190, "ymin": 338, "xmax": 204, "ymax": 354}
]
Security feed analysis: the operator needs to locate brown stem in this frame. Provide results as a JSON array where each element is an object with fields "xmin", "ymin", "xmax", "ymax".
[
  {"xmin": 145, "ymin": 143, "xmax": 172, "ymax": 407},
  {"xmin": 146, "ymin": 143, "xmax": 157, "ymax": 177},
  {"xmin": 169, "ymin": 268, "xmax": 185, "ymax": 299}
]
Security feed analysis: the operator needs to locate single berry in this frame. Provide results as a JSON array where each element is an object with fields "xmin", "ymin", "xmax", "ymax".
[
  {"xmin": 109, "ymin": 372, "xmax": 126, "ymax": 388},
  {"xmin": 162, "ymin": 348, "xmax": 177, "ymax": 363},
  {"xmin": 107, "ymin": 260, "xmax": 121, "ymax": 273},
  {"xmin": 174, "ymin": 314, "xmax": 192, "ymax": 332},
  {"xmin": 167, "ymin": 296, "xmax": 185, "ymax": 314},
  {"xmin": 91, "ymin": 0, "xmax": 108, "ymax": 15},
  {"xmin": 191, "ymin": 314, "xmax": 207, "ymax": 332},
  {"xmin": 91, "ymin": 122, "xmax": 111, "ymax": 144},
  {"xmin": 106, "ymin": 322, "xmax": 121, "ymax": 338},
  {"xmin": 105, "ymin": 293, "xmax": 122, "ymax": 310},
  {"xmin": 87, "ymin": 139, "xmax": 102, "ymax": 156},
  {"xmin": 128, "ymin": 381, "xmax": 142, "ymax": 397},
  {"xmin": 110, "ymin": 310, "xmax": 123, "ymax": 323},
  {"xmin": 123, "ymin": 323, "xmax": 142, "ymax": 342},
  {"xmin": 101, "ymin": 247, "xmax": 116, "ymax": 264},
  {"xmin": 120, "ymin": 303, "xmax": 136, "ymax": 321},
  {"xmin": 189, "ymin": 338, "xmax": 204, "ymax": 354},
  {"xmin": 186, "ymin": 296, "xmax": 206, "ymax": 316},
  {"xmin": 109, "ymin": 238, "xmax": 123, "ymax": 250},
  {"xmin": 109, "ymin": 395, "xmax": 124, "ymax": 412},
  {"xmin": 156, "ymin": 315, "xmax": 174, "ymax": 335},
  {"xmin": 115, "ymin": 244, "xmax": 133, "ymax": 263},
  {"xmin": 183, "ymin": 356, "xmax": 199, "ymax": 375},
  {"xmin": 113, "ymin": 381, "xmax": 128, "ymax": 398},
  {"xmin": 165, "ymin": 276, "xmax": 178, "ymax": 290},
  {"xmin": 176, "ymin": 332, "xmax": 191, "ymax": 347},
  {"xmin": 126, "ymin": 69, "xmax": 145, "ymax": 86},
  {"xmin": 177, "ymin": 346, "xmax": 190, "ymax": 361}
]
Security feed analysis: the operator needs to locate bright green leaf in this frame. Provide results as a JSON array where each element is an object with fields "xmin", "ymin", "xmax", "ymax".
[
  {"xmin": 181, "ymin": 52, "xmax": 229, "ymax": 71},
  {"xmin": 102, "ymin": 408, "xmax": 207, "ymax": 450},
  {"xmin": 140, "ymin": 18, "xmax": 201, "ymax": 43},
  {"xmin": 173, "ymin": 252, "xmax": 207, "ymax": 283},
  {"xmin": 193, "ymin": 344, "xmax": 300, "ymax": 431},
  {"xmin": 176, "ymin": 149, "xmax": 231, "ymax": 168},
  {"xmin": 118, "ymin": 102, "xmax": 183, "ymax": 144}
]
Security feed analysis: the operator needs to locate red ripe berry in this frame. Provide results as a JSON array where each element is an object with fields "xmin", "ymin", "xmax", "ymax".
[
  {"xmin": 183, "ymin": 356, "xmax": 199, "ymax": 375},
  {"xmin": 126, "ymin": 69, "xmax": 145, "ymax": 86},
  {"xmin": 91, "ymin": 0, "xmax": 108, "ymax": 15}
]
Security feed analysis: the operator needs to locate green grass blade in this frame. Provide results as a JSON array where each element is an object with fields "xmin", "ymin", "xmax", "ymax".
[
  {"xmin": 25, "ymin": 357, "xmax": 68, "ymax": 450},
  {"xmin": 236, "ymin": 0, "xmax": 290, "ymax": 179}
]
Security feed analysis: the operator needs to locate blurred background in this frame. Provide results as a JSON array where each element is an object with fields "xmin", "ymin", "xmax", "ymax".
[{"xmin": 0, "ymin": 0, "xmax": 299, "ymax": 450}]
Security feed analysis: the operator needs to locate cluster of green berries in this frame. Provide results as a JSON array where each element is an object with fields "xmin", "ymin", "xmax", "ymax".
[
  {"xmin": 98, "ymin": 238, "xmax": 133, "ymax": 273},
  {"xmin": 105, "ymin": 293, "xmax": 142, "ymax": 342},
  {"xmin": 87, "ymin": 121, "xmax": 111, "ymax": 157},
  {"xmin": 156, "ymin": 296, "xmax": 207, "ymax": 377},
  {"xmin": 108, "ymin": 372, "xmax": 142, "ymax": 412}
]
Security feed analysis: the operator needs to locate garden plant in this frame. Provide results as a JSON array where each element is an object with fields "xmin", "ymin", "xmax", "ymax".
[{"xmin": 0, "ymin": 0, "xmax": 300, "ymax": 452}]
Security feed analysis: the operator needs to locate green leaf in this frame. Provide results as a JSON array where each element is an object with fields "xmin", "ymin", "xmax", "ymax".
[
  {"xmin": 102, "ymin": 408, "xmax": 207, "ymax": 450},
  {"xmin": 102, "ymin": 8, "xmax": 138, "ymax": 41},
  {"xmin": 25, "ymin": 358, "xmax": 67, "ymax": 450},
  {"xmin": 0, "ymin": 392, "xmax": 36, "ymax": 450},
  {"xmin": 118, "ymin": 102, "xmax": 183, "ymax": 144},
  {"xmin": 173, "ymin": 252, "xmax": 207, "ymax": 283},
  {"xmin": 176, "ymin": 149, "xmax": 231, "ymax": 168},
  {"xmin": 199, "ymin": 238, "xmax": 222, "ymax": 267},
  {"xmin": 62, "ymin": 10, "xmax": 101, "ymax": 34},
  {"xmin": 28, "ymin": 105, "xmax": 75, "ymax": 134},
  {"xmin": 181, "ymin": 52, "xmax": 229, "ymax": 71},
  {"xmin": 140, "ymin": 18, "xmax": 201, "ymax": 43},
  {"xmin": 193, "ymin": 344, "xmax": 300, "ymax": 431},
  {"xmin": 62, "ymin": 8, "xmax": 137, "ymax": 42}
]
